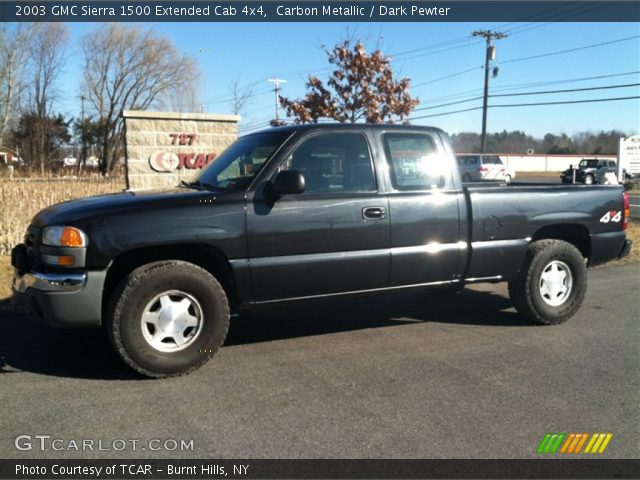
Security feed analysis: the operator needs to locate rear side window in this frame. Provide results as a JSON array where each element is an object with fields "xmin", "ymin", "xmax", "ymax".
[
  {"xmin": 382, "ymin": 133, "xmax": 446, "ymax": 190},
  {"xmin": 482, "ymin": 156, "xmax": 503, "ymax": 165}
]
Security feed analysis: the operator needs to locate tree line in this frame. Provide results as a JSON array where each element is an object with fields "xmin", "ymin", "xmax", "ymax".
[
  {"xmin": 451, "ymin": 129, "xmax": 628, "ymax": 155},
  {"xmin": 1, "ymin": 23, "xmax": 199, "ymax": 174}
]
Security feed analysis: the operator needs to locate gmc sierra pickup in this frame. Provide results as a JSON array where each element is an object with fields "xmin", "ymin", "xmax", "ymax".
[{"xmin": 12, "ymin": 124, "xmax": 632, "ymax": 377}]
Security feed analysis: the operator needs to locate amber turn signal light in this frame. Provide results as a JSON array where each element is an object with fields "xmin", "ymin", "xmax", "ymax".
[{"xmin": 60, "ymin": 227, "xmax": 85, "ymax": 247}]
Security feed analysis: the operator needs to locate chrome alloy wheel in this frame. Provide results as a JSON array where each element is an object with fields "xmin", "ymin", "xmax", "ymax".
[
  {"xmin": 140, "ymin": 290, "xmax": 203, "ymax": 352},
  {"xmin": 539, "ymin": 260, "xmax": 573, "ymax": 307}
]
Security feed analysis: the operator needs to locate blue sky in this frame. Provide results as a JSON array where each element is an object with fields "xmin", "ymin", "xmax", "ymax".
[{"xmin": 51, "ymin": 20, "xmax": 640, "ymax": 137}]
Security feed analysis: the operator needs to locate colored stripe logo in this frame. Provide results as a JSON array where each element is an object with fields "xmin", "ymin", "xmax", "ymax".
[{"xmin": 537, "ymin": 433, "xmax": 612, "ymax": 454}]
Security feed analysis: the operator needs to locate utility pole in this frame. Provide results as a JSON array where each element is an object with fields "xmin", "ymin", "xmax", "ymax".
[
  {"xmin": 472, "ymin": 30, "xmax": 508, "ymax": 153},
  {"xmin": 267, "ymin": 77, "xmax": 287, "ymax": 124},
  {"xmin": 80, "ymin": 95, "xmax": 86, "ymax": 168}
]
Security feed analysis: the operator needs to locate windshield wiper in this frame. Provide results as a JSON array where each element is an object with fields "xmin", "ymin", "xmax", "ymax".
[{"xmin": 179, "ymin": 180, "xmax": 217, "ymax": 191}]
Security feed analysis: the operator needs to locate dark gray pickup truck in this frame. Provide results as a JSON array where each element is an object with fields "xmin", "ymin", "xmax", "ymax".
[{"xmin": 12, "ymin": 124, "xmax": 632, "ymax": 377}]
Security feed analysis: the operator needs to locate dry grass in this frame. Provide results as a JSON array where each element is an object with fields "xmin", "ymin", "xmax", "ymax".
[
  {"xmin": 609, "ymin": 221, "xmax": 640, "ymax": 266},
  {"xmin": 0, "ymin": 256, "xmax": 11, "ymax": 304},
  {"xmin": 0, "ymin": 175, "xmax": 125, "ymax": 256}
]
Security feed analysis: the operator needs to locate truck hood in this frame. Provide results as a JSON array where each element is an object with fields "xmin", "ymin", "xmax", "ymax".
[{"xmin": 31, "ymin": 187, "xmax": 217, "ymax": 226}]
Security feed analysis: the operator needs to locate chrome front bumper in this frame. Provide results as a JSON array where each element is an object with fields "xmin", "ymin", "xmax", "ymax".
[
  {"xmin": 13, "ymin": 271, "xmax": 87, "ymax": 293},
  {"xmin": 12, "ymin": 269, "xmax": 105, "ymax": 328}
]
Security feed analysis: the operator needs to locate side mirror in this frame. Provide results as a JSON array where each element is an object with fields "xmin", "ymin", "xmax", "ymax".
[{"xmin": 265, "ymin": 170, "xmax": 305, "ymax": 202}]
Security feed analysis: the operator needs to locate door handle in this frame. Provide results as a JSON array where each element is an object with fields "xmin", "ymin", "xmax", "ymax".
[{"xmin": 362, "ymin": 206, "xmax": 386, "ymax": 220}]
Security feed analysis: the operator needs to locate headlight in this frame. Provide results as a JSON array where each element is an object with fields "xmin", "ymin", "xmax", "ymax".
[{"xmin": 42, "ymin": 226, "xmax": 89, "ymax": 247}]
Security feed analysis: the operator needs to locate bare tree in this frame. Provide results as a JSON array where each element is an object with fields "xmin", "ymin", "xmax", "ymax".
[
  {"xmin": 0, "ymin": 24, "xmax": 31, "ymax": 145},
  {"xmin": 228, "ymin": 78, "xmax": 256, "ymax": 117},
  {"xmin": 26, "ymin": 23, "xmax": 69, "ymax": 173},
  {"xmin": 81, "ymin": 24, "xmax": 200, "ymax": 173},
  {"xmin": 281, "ymin": 40, "xmax": 419, "ymax": 124}
]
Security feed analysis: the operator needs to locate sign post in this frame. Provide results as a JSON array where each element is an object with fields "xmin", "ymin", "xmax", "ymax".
[{"xmin": 617, "ymin": 135, "xmax": 640, "ymax": 183}]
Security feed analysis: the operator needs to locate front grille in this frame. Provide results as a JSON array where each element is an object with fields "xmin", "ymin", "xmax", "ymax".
[
  {"xmin": 24, "ymin": 231, "xmax": 35, "ymax": 256},
  {"xmin": 23, "ymin": 225, "xmax": 41, "ymax": 269}
]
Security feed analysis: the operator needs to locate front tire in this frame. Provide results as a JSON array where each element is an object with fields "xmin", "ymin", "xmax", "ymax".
[
  {"xmin": 108, "ymin": 261, "xmax": 230, "ymax": 378},
  {"xmin": 584, "ymin": 174, "xmax": 594, "ymax": 185},
  {"xmin": 508, "ymin": 240, "xmax": 587, "ymax": 325}
]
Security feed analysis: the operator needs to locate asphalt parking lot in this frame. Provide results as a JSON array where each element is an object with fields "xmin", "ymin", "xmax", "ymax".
[{"xmin": 0, "ymin": 264, "xmax": 638, "ymax": 460}]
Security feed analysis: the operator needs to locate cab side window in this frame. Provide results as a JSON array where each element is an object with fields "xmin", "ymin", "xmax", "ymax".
[
  {"xmin": 383, "ymin": 133, "xmax": 446, "ymax": 190},
  {"xmin": 279, "ymin": 133, "xmax": 376, "ymax": 194}
]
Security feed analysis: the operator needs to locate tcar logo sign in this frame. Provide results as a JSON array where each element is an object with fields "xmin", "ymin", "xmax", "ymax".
[
  {"xmin": 149, "ymin": 151, "xmax": 180, "ymax": 173},
  {"xmin": 148, "ymin": 133, "xmax": 218, "ymax": 173},
  {"xmin": 149, "ymin": 151, "xmax": 217, "ymax": 172}
]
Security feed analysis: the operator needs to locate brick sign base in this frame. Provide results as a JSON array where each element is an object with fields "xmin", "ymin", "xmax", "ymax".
[{"xmin": 123, "ymin": 110, "xmax": 239, "ymax": 190}]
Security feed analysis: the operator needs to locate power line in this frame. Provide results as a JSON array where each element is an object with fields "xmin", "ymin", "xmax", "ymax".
[
  {"xmin": 501, "ymin": 34, "xmax": 640, "ymax": 65},
  {"xmin": 394, "ymin": 2, "xmax": 612, "ymax": 64},
  {"xmin": 202, "ymin": 86, "xmax": 272, "ymax": 107},
  {"xmin": 495, "ymin": 1, "xmax": 601, "ymax": 29},
  {"xmin": 412, "ymin": 66, "xmax": 482, "ymax": 88},
  {"xmin": 410, "ymin": 106, "xmax": 484, "ymax": 121},
  {"xmin": 413, "ymin": 96, "xmax": 484, "ymax": 112},
  {"xmin": 491, "ymin": 82, "xmax": 640, "ymax": 98},
  {"xmin": 408, "ymin": 94, "xmax": 640, "ymax": 121},
  {"xmin": 491, "ymin": 95, "xmax": 640, "ymax": 108},
  {"xmin": 489, "ymin": 70, "xmax": 640, "ymax": 93},
  {"xmin": 410, "ymin": 36, "xmax": 640, "ymax": 94},
  {"xmin": 416, "ymin": 80, "xmax": 640, "ymax": 111},
  {"xmin": 498, "ymin": 1, "xmax": 614, "ymax": 35},
  {"xmin": 416, "ymin": 71, "xmax": 640, "ymax": 102}
]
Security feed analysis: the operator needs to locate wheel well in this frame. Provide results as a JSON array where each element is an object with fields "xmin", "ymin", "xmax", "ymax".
[
  {"xmin": 102, "ymin": 244, "xmax": 239, "ymax": 315},
  {"xmin": 531, "ymin": 224, "xmax": 591, "ymax": 259}
]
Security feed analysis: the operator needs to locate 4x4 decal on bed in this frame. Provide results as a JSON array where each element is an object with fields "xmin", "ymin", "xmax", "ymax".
[{"xmin": 600, "ymin": 211, "xmax": 622, "ymax": 223}]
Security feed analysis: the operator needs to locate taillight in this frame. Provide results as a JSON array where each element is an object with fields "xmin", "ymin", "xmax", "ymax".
[
  {"xmin": 622, "ymin": 191, "xmax": 630, "ymax": 231},
  {"xmin": 478, "ymin": 167, "xmax": 488, "ymax": 172}
]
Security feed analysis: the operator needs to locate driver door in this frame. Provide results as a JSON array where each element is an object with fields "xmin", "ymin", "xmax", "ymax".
[{"xmin": 245, "ymin": 131, "xmax": 390, "ymax": 302}]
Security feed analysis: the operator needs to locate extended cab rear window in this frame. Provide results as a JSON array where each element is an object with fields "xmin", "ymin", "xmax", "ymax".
[{"xmin": 382, "ymin": 133, "xmax": 445, "ymax": 190}]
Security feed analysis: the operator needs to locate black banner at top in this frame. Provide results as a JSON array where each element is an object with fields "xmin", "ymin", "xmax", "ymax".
[{"xmin": 1, "ymin": 1, "xmax": 640, "ymax": 22}]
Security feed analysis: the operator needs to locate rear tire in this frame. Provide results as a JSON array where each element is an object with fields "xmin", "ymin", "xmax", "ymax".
[
  {"xmin": 508, "ymin": 240, "xmax": 587, "ymax": 325},
  {"xmin": 108, "ymin": 261, "xmax": 230, "ymax": 378},
  {"xmin": 462, "ymin": 173, "xmax": 472, "ymax": 182},
  {"xmin": 504, "ymin": 174, "xmax": 512, "ymax": 184}
]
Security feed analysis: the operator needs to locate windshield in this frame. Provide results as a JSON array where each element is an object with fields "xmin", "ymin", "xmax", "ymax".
[
  {"xmin": 579, "ymin": 159, "xmax": 599, "ymax": 168},
  {"xmin": 190, "ymin": 131, "xmax": 291, "ymax": 191}
]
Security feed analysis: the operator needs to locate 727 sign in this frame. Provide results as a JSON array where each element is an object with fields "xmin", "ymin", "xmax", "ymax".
[
  {"xmin": 600, "ymin": 211, "xmax": 622, "ymax": 223},
  {"xmin": 170, "ymin": 133, "xmax": 196, "ymax": 146}
]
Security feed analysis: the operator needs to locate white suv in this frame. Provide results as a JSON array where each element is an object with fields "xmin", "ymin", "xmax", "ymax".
[{"xmin": 456, "ymin": 154, "xmax": 516, "ymax": 183}]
